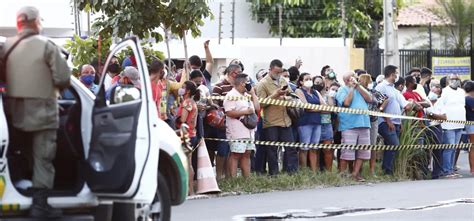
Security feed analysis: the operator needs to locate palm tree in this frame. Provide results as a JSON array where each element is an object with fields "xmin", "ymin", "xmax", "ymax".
[{"xmin": 433, "ymin": 0, "xmax": 474, "ymax": 50}]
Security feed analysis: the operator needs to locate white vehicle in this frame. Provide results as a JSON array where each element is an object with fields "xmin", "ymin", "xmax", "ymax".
[{"xmin": 0, "ymin": 37, "xmax": 189, "ymax": 220}]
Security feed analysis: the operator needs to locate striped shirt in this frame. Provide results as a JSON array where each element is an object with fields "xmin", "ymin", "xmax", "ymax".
[{"xmin": 212, "ymin": 78, "xmax": 233, "ymax": 108}]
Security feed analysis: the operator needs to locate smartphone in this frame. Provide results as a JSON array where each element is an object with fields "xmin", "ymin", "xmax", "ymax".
[{"xmin": 281, "ymin": 85, "xmax": 288, "ymax": 90}]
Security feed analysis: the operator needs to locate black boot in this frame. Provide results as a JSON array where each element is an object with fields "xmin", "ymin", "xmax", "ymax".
[{"xmin": 29, "ymin": 189, "xmax": 62, "ymax": 218}]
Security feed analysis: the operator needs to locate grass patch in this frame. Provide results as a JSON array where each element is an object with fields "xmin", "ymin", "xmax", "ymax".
[{"xmin": 218, "ymin": 162, "xmax": 404, "ymax": 194}]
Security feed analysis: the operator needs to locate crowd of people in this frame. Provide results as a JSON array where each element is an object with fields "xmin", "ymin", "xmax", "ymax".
[{"xmin": 76, "ymin": 41, "xmax": 474, "ymax": 195}]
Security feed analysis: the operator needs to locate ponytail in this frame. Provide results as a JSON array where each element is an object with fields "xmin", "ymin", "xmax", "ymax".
[
  {"xmin": 183, "ymin": 80, "xmax": 201, "ymax": 101},
  {"xmin": 193, "ymin": 89, "xmax": 201, "ymax": 102}
]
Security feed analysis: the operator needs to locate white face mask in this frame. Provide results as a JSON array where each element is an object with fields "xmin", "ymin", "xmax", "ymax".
[
  {"xmin": 328, "ymin": 90, "xmax": 337, "ymax": 97},
  {"xmin": 395, "ymin": 75, "xmax": 400, "ymax": 83},
  {"xmin": 450, "ymin": 79, "xmax": 461, "ymax": 89},
  {"xmin": 427, "ymin": 91, "xmax": 438, "ymax": 101},
  {"xmin": 303, "ymin": 80, "xmax": 313, "ymax": 88},
  {"xmin": 178, "ymin": 88, "xmax": 186, "ymax": 96}
]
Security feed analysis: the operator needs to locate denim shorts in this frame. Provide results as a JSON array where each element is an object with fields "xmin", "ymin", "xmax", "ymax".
[
  {"xmin": 320, "ymin": 123, "xmax": 334, "ymax": 141},
  {"xmin": 298, "ymin": 124, "xmax": 322, "ymax": 151},
  {"xmin": 466, "ymin": 125, "xmax": 474, "ymax": 135},
  {"xmin": 230, "ymin": 139, "xmax": 256, "ymax": 153}
]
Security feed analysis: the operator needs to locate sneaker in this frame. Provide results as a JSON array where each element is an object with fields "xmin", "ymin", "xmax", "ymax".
[{"xmin": 353, "ymin": 175, "xmax": 366, "ymax": 182}]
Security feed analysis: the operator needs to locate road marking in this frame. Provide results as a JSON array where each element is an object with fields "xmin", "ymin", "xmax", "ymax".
[{"xmin": 233, "ymin": 198, "xmax": 474, "ymax": 220}]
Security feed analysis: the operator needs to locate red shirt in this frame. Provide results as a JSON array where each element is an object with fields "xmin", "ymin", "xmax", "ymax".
[
  {"xmin": 403, "ymin": 89, "xmax": 423, "ymax": 118},
  {"xmin": 151, "ymin": 80, "xmax": 168, "ymax": 120},
  {"xmin": 178, "ymin": 98, "xmax": 198, "ymax": 138}
]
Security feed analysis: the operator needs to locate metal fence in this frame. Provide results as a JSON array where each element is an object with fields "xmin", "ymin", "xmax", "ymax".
[{"xmin": 364, "ymin": 49, "xmax": 473, "ymax": 78}]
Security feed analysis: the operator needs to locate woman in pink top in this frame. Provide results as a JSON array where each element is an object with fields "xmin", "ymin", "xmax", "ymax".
[{"xmin": 224, "ymin": 74, "xmax": 260, "ymax": 178}]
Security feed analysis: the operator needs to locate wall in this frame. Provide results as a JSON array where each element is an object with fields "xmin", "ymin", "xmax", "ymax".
[
  {"xmin": 381, "ymin": 26, "xmax": 447, "ymax": 50},
  {"xmin": 0, "ymin": 0, "xmax": 75, "ymax": 38},
  {"xmin": 155, "ymin": 37, "xmax": 350, "ymax": 83}
]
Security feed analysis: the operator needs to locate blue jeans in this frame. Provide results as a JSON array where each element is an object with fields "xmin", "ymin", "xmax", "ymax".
[
  {"xmin": 263, "ymin": 126, "xmax": 296, "ymax": 175},
  {"xmin": 254, "ymin": 120, "xmax": 266, "ymax": 174},
  {"xmin": 298, "ymin": 124, "xmax": 322, "ymax": 150},
  {"xmin": 442, "ymin": 129, "xmax": 463, "ymax": 175},
  {"xmin": 378, "ymin": 122, "xmax": 401, "ymax": 175},
  {"xmin": 429, "ymin": 125, "xmax": 444, "ymax": 179}
]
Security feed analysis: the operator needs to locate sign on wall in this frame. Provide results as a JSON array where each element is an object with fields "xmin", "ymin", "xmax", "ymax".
[{"xmin": 432, "ymin": 57, "xmax": 471, "ymax": 79}]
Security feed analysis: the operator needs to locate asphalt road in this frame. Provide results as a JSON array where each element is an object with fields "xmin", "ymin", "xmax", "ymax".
[{"xmin": 172, "ymin": 151, "xmax": 474, "ymax": 221}]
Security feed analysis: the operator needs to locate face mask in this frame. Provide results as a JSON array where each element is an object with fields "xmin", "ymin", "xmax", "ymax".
[
  {"xmin": 283, "ymin": 77, "xmax": 290, "ymax": 83},
  {"xmin": 303, "ymin": 80, "xmax": 313, "ymax": 89},
  {"xmin": 271, "ymin": 73, "xmax": 280, "ymax": 81},
  {"xmin": 394, "ymin": 75, "xmax": 400, "ymax": 83},
  {"xmin": 178, "ymin": 88, "xmax": 186, "ymax": 96},
  {"xmin": 450, "ymin": 80, "xmax": 461, "ymax": 89},
  {"xmin": 313, "ymin": 84, "xmax": 324, "ymax": 92},
  {"xmin": 107, "ymin": 63, "xmax": 120, "ymax": 75},
  {"xmin": 328, "ymin": 90, "xmax": 337, "ymax": 97},
  {"xmin": 428, "ymin": 91, "xmax": 438, "ymax": 101},
  {"xmin": 245, "ymin": 82, "xmax": 252, "ymax": 92},
  {"xmin": 415, "ymin": 77, "xmax": 421, "ymax": 84},
  {"xmin": 80, "ymin": 75, "xmax": 95, "ymax": 85}
]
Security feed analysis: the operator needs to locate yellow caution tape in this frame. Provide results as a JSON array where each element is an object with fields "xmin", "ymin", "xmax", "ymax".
[
  {"xmin": 207, "ymin": 95, "xmax": 474, "ymax": 125},
  {"xmin": 205, "ymin": 138, "xmax": 473, "ymax": 151},
  {"xmin": 0, "ymin": 176, "xmax": 4, "ymax": 199},
  {"xmin": 1, "ymin": 203, "xmax": 20, "ymax": 212}
]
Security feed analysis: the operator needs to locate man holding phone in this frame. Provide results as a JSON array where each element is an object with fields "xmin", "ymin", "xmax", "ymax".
[{"xmin": 256, "ymin": 59, "xmax": 298, "ymax": 175}]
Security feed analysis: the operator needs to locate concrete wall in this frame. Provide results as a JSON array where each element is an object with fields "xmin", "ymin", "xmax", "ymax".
[
  {"xmin": 381, "ymin": 26, "xmax": 447, "ymax": 50},
  {"xmin": 155, "ymin": 37, "xmax": 350, "ymax": 83},
  {"xmin": 0, "ymin": 0, "xmax": 75, "ymax": 38}
]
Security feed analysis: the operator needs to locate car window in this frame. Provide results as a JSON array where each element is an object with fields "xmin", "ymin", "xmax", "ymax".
[{"xmin": 101, "ymin": 45, "xmax": 142, "ymax": 105}]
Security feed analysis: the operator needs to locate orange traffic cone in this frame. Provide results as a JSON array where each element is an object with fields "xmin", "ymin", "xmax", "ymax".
[{"xmin": 196, "ymin": 139, "xmax": 221, "ymax": 194}]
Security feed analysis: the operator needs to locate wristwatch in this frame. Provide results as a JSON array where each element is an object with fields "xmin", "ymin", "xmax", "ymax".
[{"xmin": 429, "ymin": 112, "xmax": 434, "ymax": 117}]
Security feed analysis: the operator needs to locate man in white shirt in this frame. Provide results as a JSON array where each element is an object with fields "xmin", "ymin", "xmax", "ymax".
[{"xmin": 437, "ymin": 74, "xmax": 465, "ymax": 178}]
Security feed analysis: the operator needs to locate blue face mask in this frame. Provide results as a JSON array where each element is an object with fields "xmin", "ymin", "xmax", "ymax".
[{"xmin": 80, "ymin": 75, "xmax": 95, "ymax": 85}]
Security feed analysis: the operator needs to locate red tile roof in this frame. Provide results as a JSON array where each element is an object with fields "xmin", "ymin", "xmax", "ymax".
[{"xmin": 397, "ymin": 2, "xmax": 451, "ymax": 27}]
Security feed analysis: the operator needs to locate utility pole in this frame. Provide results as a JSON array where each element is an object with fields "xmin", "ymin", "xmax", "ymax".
[
  {"xmin": 231, "ymin": 0, "xmax": 235, "ymax": 45},
  {"xmin": 87, "ymin": 11, "xmax": 91, "ymax": 36},
  {"xmin": 383, "ymin": 0, "xmax": 400, "ymax": 68},
  {"xmin": 218, "ymin": 2, "xmax": 223, "ymax": 44},
  {"xmin": 471, "ymin": 24, "xmax": 473, "ymax": 80},
  {"xmin": 340, "ymin": 0, "xmax": 346, "ymax": 46},
  {"xmin": 428, "ymin": 23, "xmax": 432, "ymax": 69},
  {"xmin": 278, "ymin": 4, "xmax": 283, "ymax": 46}
]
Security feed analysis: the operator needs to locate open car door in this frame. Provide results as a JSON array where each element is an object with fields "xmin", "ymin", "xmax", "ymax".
[{"xmin": 84, "ymin": 37, "xmax": 157, "ymax": 201}]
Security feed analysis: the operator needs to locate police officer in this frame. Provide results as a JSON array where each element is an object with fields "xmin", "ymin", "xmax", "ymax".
[{"xmin": 3, "ymin": 6, "xmax": 70, "ymax": 218}]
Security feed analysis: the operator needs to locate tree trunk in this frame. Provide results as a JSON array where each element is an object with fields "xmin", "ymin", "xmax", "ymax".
[
  {"xmin": 183, "ymin": 31, "xmax": 189, "ymax": 73},
  {"xmin": 164, "ymin": 27, "xmax": 172, "ymax": 71}
]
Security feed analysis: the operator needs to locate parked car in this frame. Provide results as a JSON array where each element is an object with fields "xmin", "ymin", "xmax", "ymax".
[{"xmin": 0, "ymin": 37, "xmax": 188, "ymax": 221}]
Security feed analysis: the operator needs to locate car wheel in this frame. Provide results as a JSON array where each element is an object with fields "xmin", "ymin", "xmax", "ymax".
[{"xmin": 149, "ymin": 172, "xmax": 171, "ymax": 221}]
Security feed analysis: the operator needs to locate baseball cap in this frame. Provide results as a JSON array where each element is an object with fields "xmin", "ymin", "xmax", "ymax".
[
  {"xmin": 121, "ymin": 66, "xmax": 141, "ymax": 88},
  {"xmin": 16, "ymin": 6, "xmax": 42, "ymax": 22}
]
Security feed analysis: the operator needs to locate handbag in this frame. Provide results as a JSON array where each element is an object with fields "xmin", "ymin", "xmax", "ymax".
[
  {"xmin": 286, "ymin": 93, "xmax": 304, "ymax": 125},
  {"xmin": 0, "ymin": 33, "xmax": 37, "ymax": 83},
  {"xmin": 240, "ymin": 112, "xmax": 258, "ymax": 129}
]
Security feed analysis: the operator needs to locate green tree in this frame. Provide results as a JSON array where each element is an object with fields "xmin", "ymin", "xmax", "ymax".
[
  {"xmin": 74, "ymin": 0, "xmax": 212, "ymax": 64},
  {"xmin": 64, "ymin": 34, "xmax": 164, "ymax": 75},
  {"xmin": 248, "ymin": 0, "xmax": 384, "ymax": 47},
  {"xmin": 432, "ymin": 0, "xmax": 474, "ymax": 50}
]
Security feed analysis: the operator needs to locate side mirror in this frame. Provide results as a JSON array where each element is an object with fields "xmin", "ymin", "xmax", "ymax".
[{"xmin": 111, "ymin": 86, "xmax": 140, "ymax": 104}]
